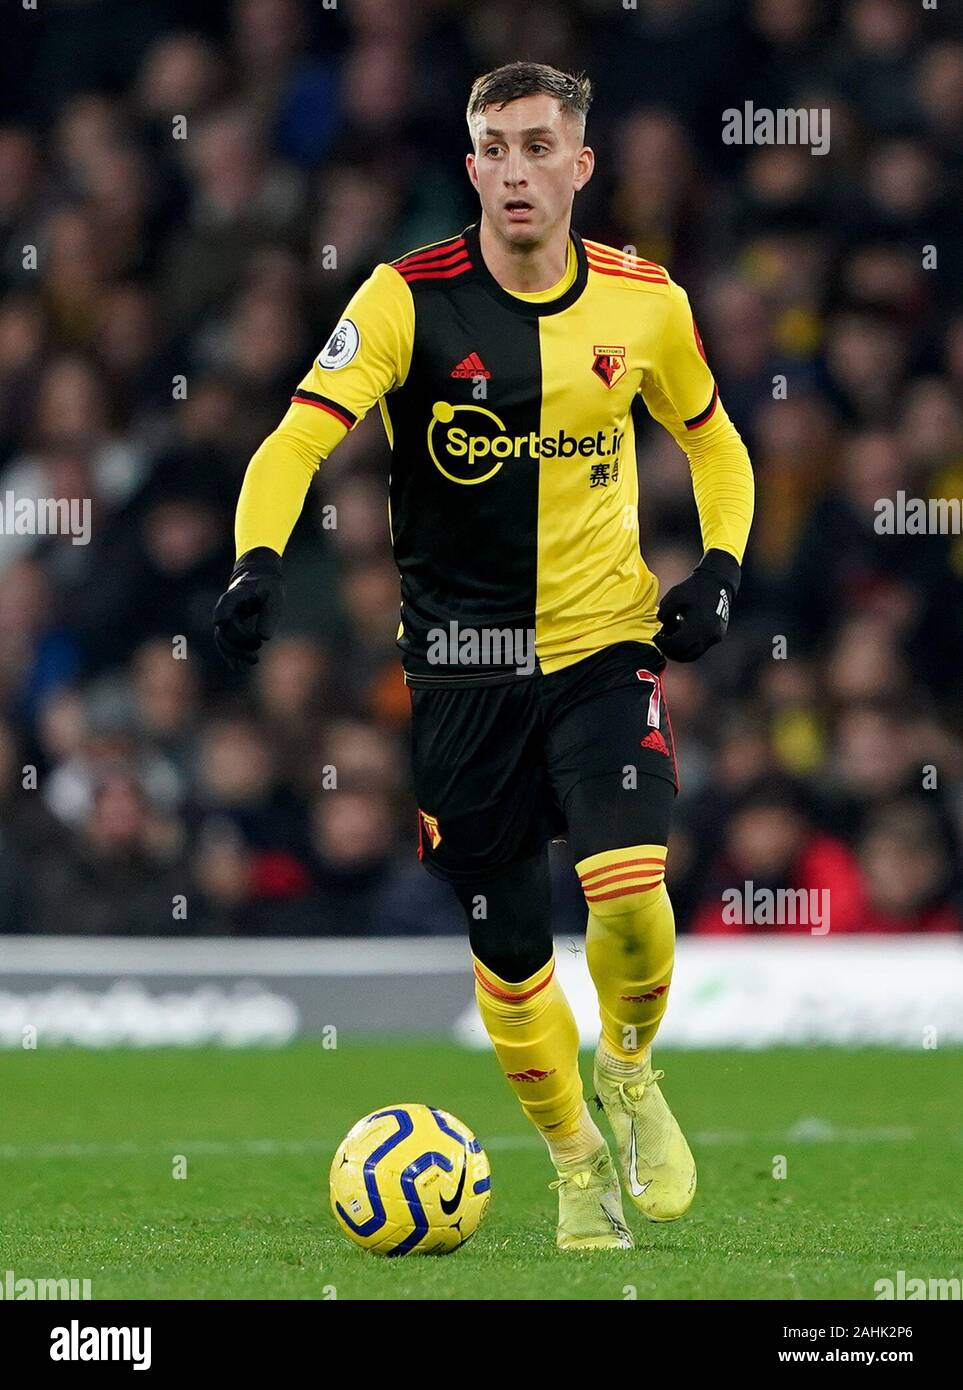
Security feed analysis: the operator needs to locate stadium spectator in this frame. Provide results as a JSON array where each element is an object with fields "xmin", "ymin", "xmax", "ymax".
[{"xmin": 690, "ymin": 776, "xmax": 867, "ymax": 935}]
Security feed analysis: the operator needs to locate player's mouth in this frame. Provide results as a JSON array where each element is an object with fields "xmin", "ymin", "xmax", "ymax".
[{"xmin": 504, "ymin": 199, "xmax": 534, "ymax": 221}]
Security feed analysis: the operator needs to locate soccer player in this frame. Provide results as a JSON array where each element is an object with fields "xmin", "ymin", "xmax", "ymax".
[{"xmin": 214, "ymin": 63, "xmax": 754, "ymax": 1250}]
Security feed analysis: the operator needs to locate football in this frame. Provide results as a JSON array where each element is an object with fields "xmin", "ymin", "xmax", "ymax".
[{"xmin": 329, "ymin": 1103, "xmax": 492, "ymax": 1256}]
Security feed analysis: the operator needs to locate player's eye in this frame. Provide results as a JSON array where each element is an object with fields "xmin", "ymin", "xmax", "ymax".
[
  {"xmin": 529, "ymin": 143, "xmax": 548, "ymax": 154},
  {"xmin": 484, "ymin": 145, "xmax": 502, "ymax": 157}
]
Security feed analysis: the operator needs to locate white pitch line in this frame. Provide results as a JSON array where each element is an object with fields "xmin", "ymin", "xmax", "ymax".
[
  {"xmin": 0, "ymin": 1124, "xmax": 945, "ymax": 1162},
  {"xmin": 0, "ymin": 1136, "xmax": 541, "ymax": 1161}
]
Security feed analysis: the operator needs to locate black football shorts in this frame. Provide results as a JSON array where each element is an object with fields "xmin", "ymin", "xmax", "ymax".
[{"xmin": 409, "ymin": 641, "xmax": 679, "ymax": 885}]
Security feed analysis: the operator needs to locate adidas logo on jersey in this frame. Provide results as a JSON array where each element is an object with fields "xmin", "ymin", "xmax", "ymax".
[{"xmin": 450, "ymin": 353, "xmax": 492, "ymax": 379}]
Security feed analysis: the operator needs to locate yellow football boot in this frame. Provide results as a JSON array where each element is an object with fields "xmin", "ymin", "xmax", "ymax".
[
  {"xmin": 550, "ymin": 1143, "xmax": 634, "ymax": 1251},
  {"xmin": 593, "ymin": 1053, "xmax": 696, "ymax": 1222}
]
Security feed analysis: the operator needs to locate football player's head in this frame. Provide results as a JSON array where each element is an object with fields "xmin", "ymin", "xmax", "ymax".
[{"xmin": 465, "ymin": 62, "xmax": 594, "ymax": 247}]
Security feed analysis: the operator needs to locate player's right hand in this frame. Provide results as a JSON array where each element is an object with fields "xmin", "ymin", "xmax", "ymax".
[{"xmin": 213, "ymin": 547, "xmax": 285, "ymax": 670}]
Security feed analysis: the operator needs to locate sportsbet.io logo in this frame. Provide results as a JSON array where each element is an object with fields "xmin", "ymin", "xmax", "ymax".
[{"xmin": 427, "ymin": 401, "xmax": 624, "ymax": 486}]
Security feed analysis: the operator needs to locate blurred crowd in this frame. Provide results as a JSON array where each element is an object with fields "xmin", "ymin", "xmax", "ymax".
[{"xmin": 1, "ymin": 0, "xmax": 962, "ymax": 937}]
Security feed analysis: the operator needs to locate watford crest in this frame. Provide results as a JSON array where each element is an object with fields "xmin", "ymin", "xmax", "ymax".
[{"xmin": 592, "ymin": 344, "xmax": 627, "ymax": 389}]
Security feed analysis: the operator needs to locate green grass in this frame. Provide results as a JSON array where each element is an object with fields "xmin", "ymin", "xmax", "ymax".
[{"xmin": 1, "ymin": 1043, "xmax": 960, "ymax": 1300}]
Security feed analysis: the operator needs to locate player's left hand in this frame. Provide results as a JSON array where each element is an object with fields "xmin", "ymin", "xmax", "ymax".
[{"xmin": 654, "ymin": 549, "xmax": 740, "ymax": 662}]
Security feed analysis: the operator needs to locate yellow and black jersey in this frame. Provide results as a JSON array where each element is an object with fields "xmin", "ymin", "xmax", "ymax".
[{"xmin": 235, "ymin": 221, "xmax": 754, "ymax": 685}]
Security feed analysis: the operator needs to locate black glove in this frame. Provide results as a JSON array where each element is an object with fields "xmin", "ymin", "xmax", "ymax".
[
  {"xmin": 213, "ymin": 547, "xmax": 285, "ymax": 669},
  {"xmin": 654, "ymin": 548, "xmax": 740, "ymax": 663}
]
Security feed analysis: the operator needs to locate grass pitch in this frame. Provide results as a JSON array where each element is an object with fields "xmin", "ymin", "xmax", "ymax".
[{"xmin": 1, "ymin": 1042, "xmax": 959, "ymax": 1300}]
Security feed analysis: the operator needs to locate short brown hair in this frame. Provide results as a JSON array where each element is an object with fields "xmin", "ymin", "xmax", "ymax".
[{"xmin": 466, "ymin": 62, "xmax": 592, "ymax": 134}]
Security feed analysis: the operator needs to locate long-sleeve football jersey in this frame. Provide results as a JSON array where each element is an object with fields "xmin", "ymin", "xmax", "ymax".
[{"xmin": 235, "ymin": 221, "xmax": 754, "ymax": 685}]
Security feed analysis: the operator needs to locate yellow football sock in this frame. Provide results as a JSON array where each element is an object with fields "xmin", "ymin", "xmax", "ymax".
[
  {"xmin": 577, "ymin": 844, "xmax": 675, "ymax": 1062},
  {"xmin": 473, "ymin": 952, "xmax": 603, "ymax": 1165}
]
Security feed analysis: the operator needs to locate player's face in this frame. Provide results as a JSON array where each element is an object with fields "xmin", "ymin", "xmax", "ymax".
[{"xmin": 466, "ymin": 94, "xmax": 594, "ymax": 247}]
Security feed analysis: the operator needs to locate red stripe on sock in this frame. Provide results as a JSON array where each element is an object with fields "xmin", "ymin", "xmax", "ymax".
[
  {"xmin": 474, "ymin": 961, "xmax": 554, "ymax": 1002},
  {"xmin": 582, "ymin": 867, "xmax": 665, "ymax": 893},
  {"xmin": 585, "ymin": 879, "xmax": 665, "ymax": 903},
  {"xmin": 579, "ymin": 856, "xmax": 665, "ymax": 885}
]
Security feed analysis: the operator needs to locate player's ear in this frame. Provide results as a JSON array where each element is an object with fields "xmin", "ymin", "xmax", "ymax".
[
  {"xmin": 573, "ymin": 145, "xmax": 595, "ymax": 193},
  {"xmin": 465, "ymin": 151, "xmax": 478, "ymax": 190}
]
